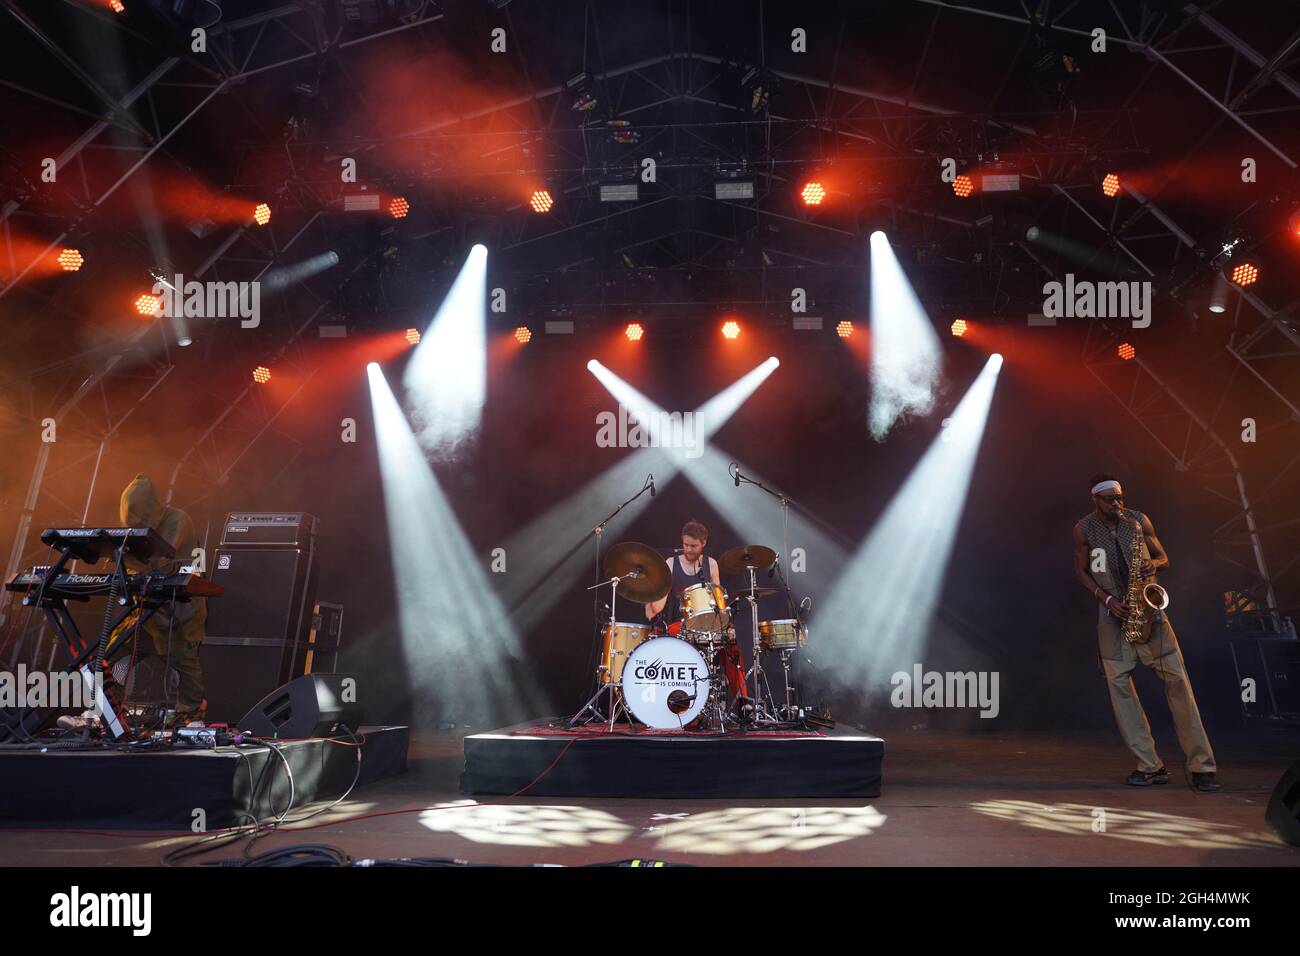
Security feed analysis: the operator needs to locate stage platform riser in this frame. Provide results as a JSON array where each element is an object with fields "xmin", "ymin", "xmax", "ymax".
[
  {"xmin": 462, "ymin": 723, "xmax": 884, "ymax": 798},
  {"xmin": 0, "ymin": 726, "xmax": 408, "ymax": 830}
]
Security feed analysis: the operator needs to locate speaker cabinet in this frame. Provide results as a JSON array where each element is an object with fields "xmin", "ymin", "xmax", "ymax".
[
  {"xmin": 1229, "ymin": 637, "xmax": 1300, "ymax": 720},
  {"xmin": 1266, "ymin": 760, "xmax": 1300, "ymax": 847},
  {"xmin": 237, "ymin": 674, "xmax": 363, "ymax": 739},
  {"xmin": 202, "ymin": 546, "xmax": 318, "ymax": 723}
]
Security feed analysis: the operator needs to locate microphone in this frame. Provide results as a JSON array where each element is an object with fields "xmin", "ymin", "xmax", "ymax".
[
  {"xmin": 648, "ymin": 475, "xmax": 656, "ymax": 497},
  {"xmin": 732, "ymin": 463, "xmax": 741, "ymax": 487},
  {"xmin": 767, "ymin": 554, "xmax": 779, "ymax": 580}
]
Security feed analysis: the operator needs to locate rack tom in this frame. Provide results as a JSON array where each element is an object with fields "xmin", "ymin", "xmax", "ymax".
[{"xmin": 680, "ymin": 582, "xmax": 730, "ymax": 632}]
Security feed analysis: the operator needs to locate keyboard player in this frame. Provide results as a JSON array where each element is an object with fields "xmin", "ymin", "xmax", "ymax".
[{"xmin": 116, "ymin": 474, "xmax": 208, "ymax": 726}]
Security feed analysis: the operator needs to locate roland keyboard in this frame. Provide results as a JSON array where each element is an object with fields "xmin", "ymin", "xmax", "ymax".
[{"xmin": 6, "ymin": 568, "xmax": 223, "ymax": 603}]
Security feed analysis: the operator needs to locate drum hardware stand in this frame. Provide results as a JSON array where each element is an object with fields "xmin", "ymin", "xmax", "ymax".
[
  {"xmin": 569, "ymin": 569, "xmax": 643, "ymax": 730},
  {"xmin": 572, "ymin": 480, "xmax": 657, "ymax": 731},
  {"xmin": 777, "ymin": 647, "xmax": 799, "ymax": 719},
  {"xmin": 730, "ymin": 467, "xmax": 812, "ymax": 726},
  {"xmin": 691, "ymin": 629, "xmax": 733, "ymax": 729},
  {"xmin": 735, "ymin": 573, "xmax": 781, "ymax": 727}
]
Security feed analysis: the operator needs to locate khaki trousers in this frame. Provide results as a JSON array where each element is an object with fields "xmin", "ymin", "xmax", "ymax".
[{"xmin": 1097, "ymin": 608, "xmax": 1216, "ymax": 774}]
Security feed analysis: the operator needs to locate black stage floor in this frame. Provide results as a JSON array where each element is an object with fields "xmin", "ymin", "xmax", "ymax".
[
  {"xmin": 0, "ymin": 726, "xmax": 409, "ymax": 829},
  {"xmin": 462, "ymin": 720, "xmax": 884, "ymax": 797},
  {"xmin": 1, "ymin": 728, "xmax": 1297, "ymax": 866}
]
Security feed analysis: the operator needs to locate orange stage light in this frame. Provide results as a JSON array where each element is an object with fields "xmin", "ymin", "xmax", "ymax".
[
  {"xmin": 529, "ymin": 190, "xmax": 553, "ymax": 214},
  {"xmin": 514, "ymin": 326, "xmax": 532, "ymax": 344},
  {"xmin": 721, "ymin": 320, "xmax": 741, "ymax": 340},
  {"xmin": 801, "ymin": 182, "xmax": 826, "ymax": 206},
  {"xmin": 388, "ymin": 196, "xmax": 410, "ymax": 219},
  {"xmin": 1230, "ymin": 262, "xmax": 1258, "ymax": 287},
  {"xmin": 57, "ymin": 249, "xmax": 84, "ymax": 272},
  {"xmin": 1102, "ymin": 173, "xmax": 1120, "ymax": 198},
  {"xmin": 134, "ymin": 293, "xmax": 161, "ymax": 316},
  {"xmin": 1117, "ymin": 343, "xmax": 1135, "ymax": 361},
  {"xmin": 951, "ymin": 319, "xmax": 968, "ymax": 337},
  {"xmin": 836, "ymin": 320, "xmax": 853, "ymax": 338},
  {"xmin": 405, "ymin": 328, "xmax": 421, "ymax": 345},
  {"xmin": 952, "ymin": 175, "xmax": 974, "ymax": 198},
  {"xmin": 625, "ymin": 322, "xmax": 644, "ymax": 342},
  {"xmin": 253, "ymin": 366, "xmax": 271, "ymax": 384},
  {"xmin": 252, "ymin": 202, "xmax": 271, "ymax": 226}
]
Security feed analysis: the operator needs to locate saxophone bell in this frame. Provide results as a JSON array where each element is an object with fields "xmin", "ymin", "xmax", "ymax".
[{"xmin": 1143, "ymin": 582, "xmax": 1170, "ymax": 611}]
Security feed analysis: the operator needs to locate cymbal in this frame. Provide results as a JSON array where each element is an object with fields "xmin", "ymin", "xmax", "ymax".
[
  {"xmin": 602, "ymin": 541, "xmax": 671, "ymax": 603},
  {"xmin": 737, "ymin": 586, "xmax": 778, "ymax": 600},
  {"xmin": 717, "ymin": 544, "xmax": 777, "ymax": 575}
]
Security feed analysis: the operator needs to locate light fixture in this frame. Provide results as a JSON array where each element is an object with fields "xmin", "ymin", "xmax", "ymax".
[
  {"xmin": 801, "ymin": 182, "xmax": 826, "ymax": 206},
  {"xmin": 715, "ymin": 181, "xmax": 754, "ymax": 201},
  {"xmin": 1230, "ymin": 262, "xmax": 1259, "ymax": 287},
  {"xmin": 599, "ymin": 183, "xmax": 638, "ymax": 202},
  {"xmin": 134, "ymin": 293, "xmax": 161, "ymax": 317}
]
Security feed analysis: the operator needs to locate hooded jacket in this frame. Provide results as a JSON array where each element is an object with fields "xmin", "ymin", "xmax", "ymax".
[{"xmin": 118, "ymin": 474, "xmax": 205, "ymax": 635}]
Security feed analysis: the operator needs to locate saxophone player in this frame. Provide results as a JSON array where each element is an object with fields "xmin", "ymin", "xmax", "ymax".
[{"xmin": 1071, "ymin": 475, "xmax": 1220, "ymax": 791}]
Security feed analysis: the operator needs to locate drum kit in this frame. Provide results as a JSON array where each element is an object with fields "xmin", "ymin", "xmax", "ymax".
[{"xmin": 568, "ymin": 540, "xmax": 815, "ymax": 731}]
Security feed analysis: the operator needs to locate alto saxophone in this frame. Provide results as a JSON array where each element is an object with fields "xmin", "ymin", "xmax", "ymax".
[{"xmin": 1119, "ymin": 509, "xmax": 1170, "ymax": 644}]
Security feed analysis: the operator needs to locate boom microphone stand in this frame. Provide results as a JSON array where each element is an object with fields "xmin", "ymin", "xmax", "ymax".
[
  {"xmin": 569, "ymin": 477, "xmax": 656, "ymax": 729},
  {"xmin": 729, "ymin": 463, "xmax": 811, "ymax": 725}
]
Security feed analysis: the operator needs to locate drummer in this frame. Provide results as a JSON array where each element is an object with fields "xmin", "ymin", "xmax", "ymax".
[
  {"xmin": 645, "ymin": 519, "xmax": 749, "ymax": 708},
  {"xmin": 644, "ymin": 519, "xmax": 719, "ymax": 624}
]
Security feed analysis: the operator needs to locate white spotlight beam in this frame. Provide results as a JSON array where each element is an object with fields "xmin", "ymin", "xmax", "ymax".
[
  {"xmin": 501, "ymin": 444, "xmax": 678, "ymax": 633},
  {"xmin": 403, "ymin": 244, "xmax": 488, "ymax": 457},
  {"xmin": 681, "ymin": 443, "xmax": 848, "ymax": 591},
  {"xmin": 868, "ymin": 231, "xmax": 943, "ymax": 442},
  {"xmin": 815, "ymin": 354, "xmax": 1004, "ymax": 694},
  {"xmin": 500, "ymin": 359, "xmax": 783, "ymax": 631},
  {"xmin": 368, "ymin": 362, "xmax": 545, "ymax": 725}
]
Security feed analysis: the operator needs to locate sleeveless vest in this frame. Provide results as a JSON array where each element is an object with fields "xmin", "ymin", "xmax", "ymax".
[{"xmin": 1080, "ymin": 511, "xmax": 1148, "ymax": 599}]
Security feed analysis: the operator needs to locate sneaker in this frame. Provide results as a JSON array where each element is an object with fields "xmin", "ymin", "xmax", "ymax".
[
  {"xmin": 1125, "ymin": 767, "xmax": 1169, "ymax": 786},
  {"xmin": 1191, "ymin": 771, "xmax": 1222, "ymax": 793}
]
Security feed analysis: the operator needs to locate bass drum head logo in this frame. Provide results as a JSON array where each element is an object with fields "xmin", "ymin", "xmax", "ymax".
[{"xmin": 621, "ymin": 637, "xmax": 710, "ymax": 728}]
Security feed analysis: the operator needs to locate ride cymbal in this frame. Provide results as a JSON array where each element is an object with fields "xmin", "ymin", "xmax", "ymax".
[
  {"xmin": 601, "ymin": 541, "xmax": 671, "ymax": 603},
  {"xmin": 717, "ymin": 544, "xmax": 777, "ymax": 575}
]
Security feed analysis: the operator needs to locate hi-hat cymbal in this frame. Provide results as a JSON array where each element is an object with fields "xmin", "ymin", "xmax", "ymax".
[
  {"xmin": 717, "ymin": 544, "xmax": 777, "ymax": 575},
  {"xmin": 602, "ymin": 541, "xmax": 671, "ymax": 603},
  {"xmin": 737, "ymin": 586, "xmax": 779, "ymax": 600}
]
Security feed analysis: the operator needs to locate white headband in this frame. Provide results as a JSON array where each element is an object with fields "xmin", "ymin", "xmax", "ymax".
[{"xmin": 1091, "ymin": 480, "xmax": 1123, "ymax": 495}]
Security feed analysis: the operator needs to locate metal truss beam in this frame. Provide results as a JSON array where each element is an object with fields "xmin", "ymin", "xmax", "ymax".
[{"xmin": 911, "ymin": 0, "xmax": 1299, "ymax": 167}]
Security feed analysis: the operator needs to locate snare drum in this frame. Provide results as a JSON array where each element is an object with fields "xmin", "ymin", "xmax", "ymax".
[
  {"xmin": 681, "ymin": 582, "xmax": 730, "ymax": 632},
  {"xmin": 758, "ymin": 618, "xmax": 806, "ymax": 651},
  {"xmin": 600, "ymin": 621, "xmax": 651, "ymax": 684}
]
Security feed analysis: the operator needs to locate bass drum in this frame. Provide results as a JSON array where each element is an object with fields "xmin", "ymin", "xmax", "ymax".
[{"xmin": 621, "ymin": 636, "xmax": 710, "ymax": 729}]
